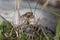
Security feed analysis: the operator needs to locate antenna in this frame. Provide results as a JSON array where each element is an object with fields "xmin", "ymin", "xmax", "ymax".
[
  {"xmin": 27, "ymin": 0, "xmax": 32, "ymax": 12},
  {"xmin": 34, "ymin": 0, "xmax": 40, "ymax": 14}
]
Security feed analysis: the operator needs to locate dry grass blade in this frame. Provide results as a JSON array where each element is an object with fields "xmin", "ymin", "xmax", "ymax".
[
  {"xmin": 41, "ymin": 26, "xmax": 49, "ymax": 40},
  {"xmin": 15, "ymin": 0, "xmax": 20, "ymax": 10},
  {"xmin": 0, "ymin": 15, "xmax": 13, "ymax": 28},
  {"xmin": 9, "ymin": 28, "xmax": 14, "ymax": 37},
  {"xmin": 15, "ymin": 0, "xmax": 21, "ymax": 25},
  {"xmin": 49, "ymin": 10, "xmax": 60, "ymax": 17},
  {"xmin": 41, "ymin": 0, "xmax": 50, "ymax": 10}
]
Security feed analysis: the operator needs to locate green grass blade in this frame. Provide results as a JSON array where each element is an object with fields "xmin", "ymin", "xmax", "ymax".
[{"xmin": 55, "ymin": 19, "xmax": 60, "ymax": 40}]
